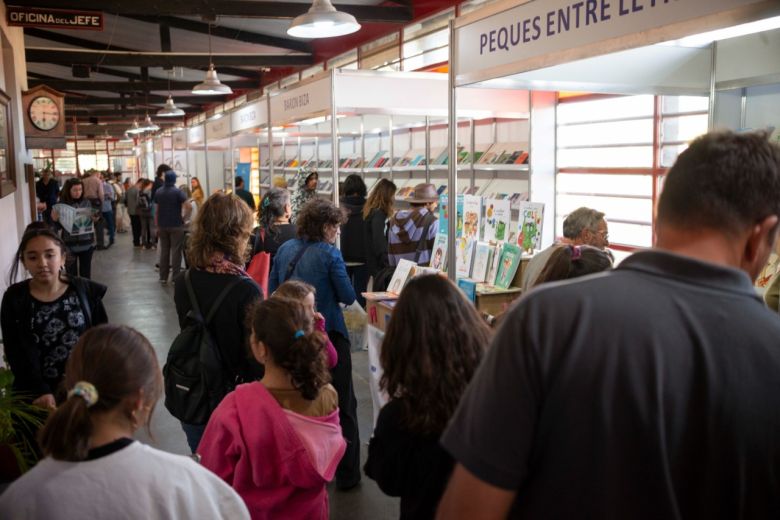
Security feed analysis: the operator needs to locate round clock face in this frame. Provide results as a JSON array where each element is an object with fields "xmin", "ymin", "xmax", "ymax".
[{"xmin": 29, "ymin": 96, "xmax": 60, "ymax": 131}]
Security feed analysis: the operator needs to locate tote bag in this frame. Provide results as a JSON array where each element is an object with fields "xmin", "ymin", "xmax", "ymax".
[{"xmin": 247, "ymin": 229, "xmax": 270, "ymax": 296}]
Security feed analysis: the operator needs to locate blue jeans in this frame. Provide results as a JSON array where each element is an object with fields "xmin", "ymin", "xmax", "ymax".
[
  {"xmin": 102, "ymin": 210, "xmax": 115, "ymax": 243},
  {"xmin": 181, "ymin": 422, "xmax": 206, "ymax": 454}
]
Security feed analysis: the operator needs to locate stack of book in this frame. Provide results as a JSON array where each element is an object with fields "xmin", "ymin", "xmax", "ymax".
[{"xmin": 477, "ymin": 142, "xmax": 529, "ymax": 165}]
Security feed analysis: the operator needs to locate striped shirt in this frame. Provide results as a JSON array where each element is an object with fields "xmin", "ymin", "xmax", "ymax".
[{"xmin": 387, "ymin": 208, "xmax": 439, "ymax": 266}]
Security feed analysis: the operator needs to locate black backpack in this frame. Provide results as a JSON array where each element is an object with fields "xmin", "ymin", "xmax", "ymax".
[
  {"xmin": 163, "ymin": 271, "xmax": 241, "ymax": 425},
  {"xmin": 137, "ymin": 191, "xmax": 151, "ymax": 210}
]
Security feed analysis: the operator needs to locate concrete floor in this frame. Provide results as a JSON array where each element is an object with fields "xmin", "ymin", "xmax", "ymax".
[{"xmin": 92, "ymin": 230, "xmax": 399, "ymax": 519}]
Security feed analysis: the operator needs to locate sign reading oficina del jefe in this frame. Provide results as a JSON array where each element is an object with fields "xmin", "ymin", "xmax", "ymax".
[{"xmin": 7, "ymin": 6, "xmax": 103, "ymax": 30}]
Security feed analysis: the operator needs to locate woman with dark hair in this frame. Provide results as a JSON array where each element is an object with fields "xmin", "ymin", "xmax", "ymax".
[
  {"xmin": 52, "ymin": 177, "xmax": 97, "ymax": 278},
  {"xmin": 0, "ymin": 324, "xmax": 249, "ymax": 519},
  {"xmin": 1, "ymin": 225, "xmax": 107, "ymax": 410},
  {"xmin": 290, "ymin": 169, "xmax": 318, "ymax": 224},
  {"xmin": 364, "ymin": 275, "xmax": 491, "ymax": 519},
  {"xmin": 199, "ymin": 298, "xmax": 345, "ymax": 518},
  {"xmin": 363, "ymin": 179, "xmax": 397, "ymax": 281},
  {"xmin": 253, "ymin": 187, "xmax": 297, "ymax": 263},
  {"xmin": 269, "ymin": 198, "xmax": 360, "ymax": 490},
  {"xmin": 138, "ymin": 179, "xmax": 155, "ymax": 249},
  {"xmin": 533, "ymin": 244, "xmax": 613, "ymax": 287},
  {"xmin": 174, "ymin": 192, "xmax": 263, "ymax": 452},
  {"xmin": 341, "ymin": 174, "xmax": 369, "ymax": 305}
]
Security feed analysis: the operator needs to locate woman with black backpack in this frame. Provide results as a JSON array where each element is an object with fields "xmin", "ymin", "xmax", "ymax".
[{"xmin": 169, "ymin": 192, "xmax": 263, "ymax": 453}]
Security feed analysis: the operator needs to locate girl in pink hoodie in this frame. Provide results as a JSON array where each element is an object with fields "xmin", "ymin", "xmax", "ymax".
[{"xmin": 198, "ymin": 298, "xmax": 346, "ymax": 519}]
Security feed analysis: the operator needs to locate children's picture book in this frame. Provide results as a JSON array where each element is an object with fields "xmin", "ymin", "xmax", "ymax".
[
  {"xmin": 483, "ymin": 198, "xmax": 512, "ymax": 242},
  {"xmin": 457, "ymin": 278, "xmax": 477, "ymax": 302},
  {"xmin": 413, "ymin": 266, "xmax": 441, "ymax": 278},
  {"xmin": 455, "ymin": 237, "xmax": 476, "ymax": 279},
  {"xmin": 486, "ymin": 242, "xmax": 504, "ymax": 286},
  {"xmin": 430, "ymin": 232, "xmax": 448, "ymax": 272},
  {"xmin": 495, "ymin": 243, "xmax": 522, "ymax": 289},
  {"xmin": 462, "ymin": 195, "xmax": 482, "ymax": 240},
  {"xmin": 517, "ymin": 202, "xmax": 545, "ymax": 253},
  {"xmin": 471, "ymin": 242, "xmax": 492, "ymax": 283},
  {"xmin": 362, "ymin": 291, "xmax": 400, "ymax": 301},
  {"xmin": 387, "ymin": 259, "xmax": 417, "ymax": 295},
  {"xmin": 438, "ymin": 194, "xmax": 449, "ymax": 235}
]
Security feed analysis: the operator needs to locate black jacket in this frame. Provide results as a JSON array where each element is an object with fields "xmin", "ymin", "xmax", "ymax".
[
  {"xmin": 340, "ymin": 195, "xmax": 366, "ymax": 263},
  {"xmin": 364, "ymin": 208, "xmax": 390, "ymax": 276},
  {"xmin": 1, "ymin": 277, "xmax": 108, "ymax": 397}
]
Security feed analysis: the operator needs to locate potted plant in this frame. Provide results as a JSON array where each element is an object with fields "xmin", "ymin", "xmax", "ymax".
[{"xmin": 0, "ymin": 366, "xmax": 45, "ymax": 482}]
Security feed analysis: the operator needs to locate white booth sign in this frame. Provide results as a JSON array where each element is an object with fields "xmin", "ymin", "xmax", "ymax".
[
  {"xmin": 270, "ymin": 76, "xmax": 331, "ymax": 123},
  {"xmin": 232, "ymin": 100, "xmax": 267, "ymax": 133},
  {"xmin": 206, "ymin": 117, "xmax": 230, "ymax": 140},
  {"xmin": 188, "ymin": 125, "xmax": 204, "ymax": 146},
  {"xmin": 455, "ymin": 0, "xmax": 774, "ymax": 85}
]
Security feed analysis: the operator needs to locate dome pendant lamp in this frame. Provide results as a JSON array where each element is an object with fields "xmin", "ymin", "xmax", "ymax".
[
  {"xmin": 158, "ymin": 72, "xmax": 186, "ymax": 117},
  {"xmin": 287, "ymin": 0, "xmax": 361, "ymax": 39},
  {"xmin": 192, "ymin": 23, "xmax": 233, "ymax": 95}
]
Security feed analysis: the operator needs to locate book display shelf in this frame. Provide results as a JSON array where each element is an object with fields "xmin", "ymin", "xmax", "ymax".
[{"xmin": 447, "ymin": 0, "xmax": 779, "ymax": 279}]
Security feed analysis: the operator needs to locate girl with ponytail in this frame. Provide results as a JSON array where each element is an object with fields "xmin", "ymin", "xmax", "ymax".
[
  {"xmin": 198, "ymin": 297, "xmax": 346, "ymax": 519},
  {"xmin": 0, "ymin": 324, "xmax": 249, "ymax": 519}
]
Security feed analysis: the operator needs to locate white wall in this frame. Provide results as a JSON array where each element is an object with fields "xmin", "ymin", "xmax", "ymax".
[{"xmin": 0, "ymin": 0, "xmax": 30, "ymax": 299}]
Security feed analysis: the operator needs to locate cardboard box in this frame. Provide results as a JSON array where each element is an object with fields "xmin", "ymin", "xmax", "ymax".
[
  {"xmin": 475, "ymin": 286, "xmax": 523, "ymax": 316},
  {"xmin": 365, "ymin": 298, "xmax": 396, "ymax": 333}
]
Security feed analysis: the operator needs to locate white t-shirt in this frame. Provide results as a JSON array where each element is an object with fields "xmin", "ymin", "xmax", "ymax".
[{"xmin": 0, "ymin": 441, "xmax": 249, "ymax": 520}]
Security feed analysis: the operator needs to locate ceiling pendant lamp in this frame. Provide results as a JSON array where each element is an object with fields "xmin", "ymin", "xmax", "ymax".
[
  {"xmin": 126, "ymin": 118, "xmax": 144, "ymax": 135},
  {"xmin": 157, "ymin": 95, "xmax": 186, "ymax": 117},
  {"xmin": 192, "ymin": 23, "xmax": 233, "ymax": 95},
  {"xmin": 287, "ymin": 0, "xmax": 361, "ymax": 39},
  {"xmin": 158, "ymin": 72, "xmax": 186, "ymax": 116},
  {"xmin": 140, "ymin": 114, "xmax": 160, "ymax": 132}
]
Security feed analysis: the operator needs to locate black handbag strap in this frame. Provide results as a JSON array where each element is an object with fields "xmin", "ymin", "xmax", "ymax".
[
  {"xmin": 184, "ymin": 270, "xmax": 242, "ymax": 325},
  {"xmin": 284, "ymin": 241, "xmax": 314, "ymax": 282},
  {"xmin": 413, "ymin": 211, "xmax": 436, "ymax": 264}
]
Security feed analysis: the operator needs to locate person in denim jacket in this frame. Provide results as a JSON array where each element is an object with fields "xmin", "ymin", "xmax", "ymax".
[{"xmin": 269, "ymin": 198, "xmax": 361, "ymax": 490}]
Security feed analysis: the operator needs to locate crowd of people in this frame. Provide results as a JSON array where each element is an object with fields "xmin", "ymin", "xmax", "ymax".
[{"xmin": 2, "ymin": 130, "xmax": 780, "ymax": 518}]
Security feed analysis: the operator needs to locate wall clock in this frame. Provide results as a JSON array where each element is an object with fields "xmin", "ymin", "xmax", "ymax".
[{"xmin": 29, "ymin": 95, "xmax": 60, "ymax": 131}]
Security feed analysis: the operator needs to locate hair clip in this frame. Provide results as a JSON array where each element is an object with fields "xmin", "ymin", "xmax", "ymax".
[
  {"xmin": 294, "ymin": 330, "xmax": 305, "ymax": 339},
  {"xmin": 570, "ymin": 245, "xmax": 582, "ymax": 261},
  {"xmin": 262, "ymin": 197, "xmax": 271, "ymax": 208},
  {"xmin": 68, "ymin": 381, "xmax": 99, "ymax": 407}
]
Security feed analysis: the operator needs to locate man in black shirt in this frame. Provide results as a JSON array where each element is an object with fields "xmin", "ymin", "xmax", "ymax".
[
  {"xmin": 234, "ymin": 176, "xmax": 256, "ymax": 212},
  {"xmin": 438, "ymin": 131, "xmax": 780, "ymax": 519}
]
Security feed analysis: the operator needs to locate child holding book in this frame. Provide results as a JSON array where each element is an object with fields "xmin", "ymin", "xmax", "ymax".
[
  {"xmin": 198, "ymin": 298, "xmax": 345, "ymax": 519},
  {"xmin": 364, "ymin": 275, "xmax": 492, "ymax": 519},
  {"xmin": 273, "ymin": 280, "xmax": 338, "ymax": 369}
]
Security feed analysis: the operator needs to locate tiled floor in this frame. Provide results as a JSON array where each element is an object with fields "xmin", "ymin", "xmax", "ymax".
[{"xmin": 91, "ymin": 230, "xmax": 399, "ymax": 519}]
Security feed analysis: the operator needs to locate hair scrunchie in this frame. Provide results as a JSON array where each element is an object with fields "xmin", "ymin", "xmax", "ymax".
[
  {"xmin": 294, "ymin": 329, "xmax": 305, "ymax": 339},
  {"xmin": 68, "ymin": 381, "xmax": 99, "ymax": 407},
  {"xmin": 570, "ymin": 245, "xmax": 582, "ymax": 261}
]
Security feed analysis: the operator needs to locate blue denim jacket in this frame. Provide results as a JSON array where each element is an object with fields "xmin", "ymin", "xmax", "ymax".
[{"xmin": 269, "ymin": 238, "xmax": 356, "ymax": 338}]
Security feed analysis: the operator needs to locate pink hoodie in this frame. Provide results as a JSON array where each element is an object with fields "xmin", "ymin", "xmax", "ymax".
[
  {"xmin": 315, "ymin": 316, "xmax": 338, "ymax": 369},
  {"xmin": 198, "ymin": 382, "xmax": 346, "ymax": 520}
]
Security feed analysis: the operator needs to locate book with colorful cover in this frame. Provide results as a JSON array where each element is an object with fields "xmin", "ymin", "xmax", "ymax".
[
  {"xmin": 457, "ymin": 278, "xmax": 477, "ymax": 302},
  {"xmin": 495, "ymin": 243, "xmax": 522, "ymax": 289},
  {"xmin": 462, "ymin": 195, "xmax": 482, "ymax": 240},
  {"xmin": 484, "ymin": 198, "xmax": 512, "ymax": 242},
  {"xmin": 455, "ymin": 237, "xmax": 476, "ymax": 279},
  {"xmin": 517, "ymin": 202, "xmax": 545, "ymax": 253},
  {"xmin": 387, "ymin": 259, "xmax": 417, "ymax": 295},
  {"xmin": 431, "ymin": 232, "xmax": 448, "ymax": 272},
  {"xmin": 486, "ymin": 242, "xmax": 504, "ymax": 285},
  {"xmin": 471, "ymin": 242, "xmax": 492, "ymax": 283}
]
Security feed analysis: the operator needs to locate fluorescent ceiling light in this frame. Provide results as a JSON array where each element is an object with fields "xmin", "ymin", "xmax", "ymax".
[
  {"xmin": 157, "ymin": 96, "xmax": 185, "ymax": 117},
  {"xmin": 663, "ymin": 15, "xmax": 780, "ymax": 47},
  {"xmin": 287, "ymin": 0, "xmax": 360, "ymax": 39}
]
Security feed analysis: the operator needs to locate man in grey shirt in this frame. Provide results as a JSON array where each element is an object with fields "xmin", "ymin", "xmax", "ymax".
[
  {"xmin": 438, "ymin": 131, "xmax": 780, "ymax": 519},
  {"xmin": 521, "ymin": 206, "xmax": 609, "ymax": 291}
]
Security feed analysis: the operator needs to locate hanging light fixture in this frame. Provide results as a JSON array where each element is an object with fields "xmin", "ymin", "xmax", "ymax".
[
  {"xmin": 140, "ymin": 114, "xmax": 160, "ymax": 132},
  {"xmin": 192, "ymin": 23, "xmax": 233, "ymax": 95},
  {"xmin": 287, "ymin": 0, "xmax": 361, "ymax": 39},
  {"xmin": 158, "ymin": 71, "xmax": 186, "ymax": 117},
  {"xmin": 126, "ymin": 118, "xmax": 144, "ymax": 135}
]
